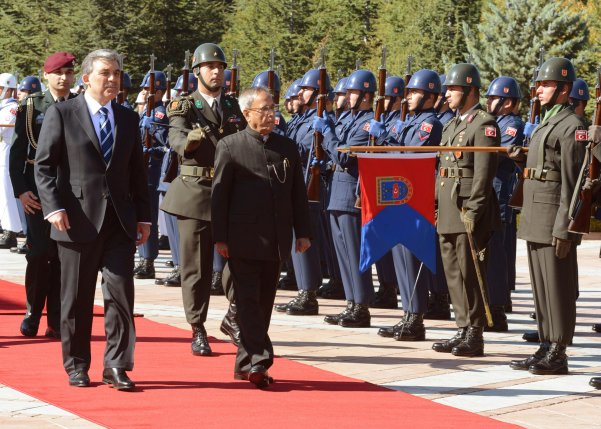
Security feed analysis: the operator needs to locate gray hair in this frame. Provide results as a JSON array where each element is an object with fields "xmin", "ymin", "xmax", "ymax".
[
  {"xmin": 81, "ymin": 49, "xmax": 121, "ymax": 75},
  {"xmin": 238, "ymin": 86, "xmax": 271, "ymax": 110}
]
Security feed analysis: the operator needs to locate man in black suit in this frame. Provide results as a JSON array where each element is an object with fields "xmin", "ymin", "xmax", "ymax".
[
  {"xmin": 212, "ymin": 86, "xmax": 311, "ymax": 388},
  {"xmin": 35, "ymin": 49, "xmax": 151, "ymax": 390}
]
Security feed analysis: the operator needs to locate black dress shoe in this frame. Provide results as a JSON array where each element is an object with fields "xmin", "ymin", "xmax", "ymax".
[
  {"xmin": 45, "ymin": 326, "xmax": 61, "ymax": 339},
  {"xmin": 592, "ymin": 324, "xmax": 601, "ymax": 333},
  {"xmin": 378, "ymin": 319, "xmax": 404, "ymax": 338},
  {"xmin": 528, "ymin": 343, "xmax": 568, "ymax": 375},
  {"xmin": 102, "ymin": 368, "xmax": 135, "ymax": 390},
  {"xmin": 20, "ymin": 315, "xmax": 40, "ymax": 337},
  {"xmin": 235, "ymin": 370, "xmax": 274, "ymax": 384},
  {"xmin": 510, "ymin": 342, "xmax": 550, "ymax": 371},
  {"xmin": 220, "ymin": 303, "xmax": 240, "ymax": 346},
  {"xmin": 248, "ymin": 365, "xmax": 272, "ymax": 388},
  {"xmin": 191, "ymin": 323, "xmax": 212, "ymax": 356},
  {"xmin": 432, "ymin": 328, "xmax": 466, "ymax": 353},
  {"xmin": 523, "ymin": 331, "xmax": 540, "ymax": 343},
  {"xmin": 69, "ymin": 370, "xmax": 90, "ymax": 387},
  {"xmin": 590, "ymin": 377, "xmax": 601, "ymax": 389}
]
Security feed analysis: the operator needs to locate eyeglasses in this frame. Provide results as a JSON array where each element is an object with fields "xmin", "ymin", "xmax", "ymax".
[{"xmin": 246, "ymin": 105, "xmax": 276, "ymax": 114}]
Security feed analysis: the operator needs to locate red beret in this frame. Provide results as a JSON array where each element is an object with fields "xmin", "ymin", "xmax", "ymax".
[{"xmin": 44, "ymin": 52, "xmax": 76, "ymax": 73}]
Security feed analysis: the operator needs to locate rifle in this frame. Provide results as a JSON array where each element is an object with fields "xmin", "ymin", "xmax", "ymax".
[
  {"xmin": 164, "ymin": 64, "xmax": 173, "ymax": 103},
  {"xmin": 569, "ymin": 64, "xmax": 601, "ymax": 234},
  {"xmin": 143, "ymin": 54, "xmax": 157, "ymax": 165},
  {"xmin": 509, "ymin": 47, "xmax": 544, "ymax": 208},
  {"xmin": 400, "ymin": 55, "xmax": 413, "ymax": 121},
  {"xmin": 229, "ymin": 49, "xmax": 239, "ymax": 97},
  {"xmin": 181, "ymin": 50, "xmax": 191, "ymax": 96},
  {"xmin": 307, "ymin": 49, "xmax": 327, "ymax": 203},
  {"xmin": 117, "ymin": 55, "xmax": 125, "ymax": 104},
  {"xmin": 355, "ymin": 46, "xmax": 387, "ymax": 209}
]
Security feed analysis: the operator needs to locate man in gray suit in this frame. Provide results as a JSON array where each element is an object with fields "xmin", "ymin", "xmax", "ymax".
[{"xmin": 212, "ymin": 86, "xmax": 311, "ymax": 388}]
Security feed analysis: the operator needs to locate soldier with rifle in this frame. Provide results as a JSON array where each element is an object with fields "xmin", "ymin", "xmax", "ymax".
[
  {"xmin": 435, "ymin": 74, "xmax": 454, "ymax": 126},
  {"xmin": 251, "ymin": 57, "xmax": 287, "ymax": 135},
  {"xmin": 569, "ymin": 78, "xmax": 590, "ymax": 120}
]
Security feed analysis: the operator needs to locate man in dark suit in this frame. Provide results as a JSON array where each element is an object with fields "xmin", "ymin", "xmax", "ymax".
[
  {"xmin": 34, "ymin": 49, "xmax": 151, "ymax": 390},
  {"xmin": 212, "ymin": 86, "xmax": 311, "ymax": 388}
]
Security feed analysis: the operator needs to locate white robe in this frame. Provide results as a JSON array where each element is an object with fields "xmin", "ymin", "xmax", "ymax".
[{"xmin": 0, "ymin": 98, "xmax": 22, "ymax": 232}]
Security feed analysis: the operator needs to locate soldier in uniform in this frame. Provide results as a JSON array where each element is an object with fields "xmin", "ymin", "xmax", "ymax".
[
  {"xmin": 135, "ymin": 71, "xmax": 169, "ymax": 280},
  {"xmin": 17, "ymin": 76, "xmax": 42, "ymax": 101},
  {"xmin": 371, "ymin": 69, "xmax": 443, "ymax": 340},
  {"xmin": 569, "ymin": 78, "xmax": 589, "ymax": 120},
  {"xmin": 436, "ymin": 74, "xmax": 455, "ymax": 126},
  {"xmin": 509, "ymin": 58, "xmax": 586, "ymax": 375},
  {"xmin": 121, "ymin": 72, "xmax": 134, "ymax": 110},
  {"xmin": 313, "ymin": 69, "xmax": 377, "ymax": 327},
  {"xmin": 251, "ymin": 71, "xmax": 287, "ymax": 136},
  {"xmin": 9, "ymin": 52, "xmax": 77, "ymax": 338},
  {"xmin": 160, "ymin": 43, "xmax": 246, "ymax": 355},
  {"xmin": 432, "ymin": 63, "xmax": 500, "ymax": 357},
  {"xmin": 484, "ymin": 76, "xmax": 525, "ymax": 332}
]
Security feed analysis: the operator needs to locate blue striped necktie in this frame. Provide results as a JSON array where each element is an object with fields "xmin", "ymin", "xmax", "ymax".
[{"xmin": 99, "ymin": 107, "xmax": 113, "ymax": 163}]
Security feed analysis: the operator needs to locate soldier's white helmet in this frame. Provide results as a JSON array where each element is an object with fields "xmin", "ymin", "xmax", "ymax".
[{"xmin": 0, "ymin": 73, "xmax": 18, "ymax": 98}]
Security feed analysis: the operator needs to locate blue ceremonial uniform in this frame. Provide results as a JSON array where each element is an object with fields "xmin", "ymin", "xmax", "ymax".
[
  {"xmin": 437, "ymin": 109, "xmax": 455, "ymax": 126},
  {"xmin": 139, "ymin": 102, "xmax": 169, "ymax": 262},
  {"xmin": 157, "ymin": 148, "xmax": 181, "ymax": 267},
  {"xmin": 322, "ymin": 109, "xmax": 375, "ymax": 305},
  {"xmin": 274, "ymin": 111, "xmax": 288, "ymax": 136},
  {"xmin": 487, "ymin": 113, "xmax": 524, "ymax": 306}
]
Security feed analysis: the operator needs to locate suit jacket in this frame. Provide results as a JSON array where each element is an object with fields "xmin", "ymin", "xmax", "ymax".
[
  {"xmin": 436, "ymin": 105, "xmax": 500, "ymax": 245},
  {"xmin": 518, "ymin": 106, "xmax": 586, "ymax": 244},
  {"xmin": 160, "ymin": 90, "xmax": 245, "ymax": 220},
  {"xmin": 211, "ymin": 127, "xmax": 311, "ymax": 261},
  {"xmin": 34, "ymin": 94, "xmax": 151, "ymax": 243}
]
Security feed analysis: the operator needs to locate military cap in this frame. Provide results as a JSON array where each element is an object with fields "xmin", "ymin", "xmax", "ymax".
[
  {"xmin": 44, "ymin": 52, "xmax": 76, "ymax": 73},
  {"xmin": 536, "ymin": 57, "xmax": 576, "ymax": 83}
]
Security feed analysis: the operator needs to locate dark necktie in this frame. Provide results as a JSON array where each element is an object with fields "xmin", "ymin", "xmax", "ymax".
[
  {"xmin": 99, "ymin": 107, "xmax": 113, "ymax": 163},
  {"xmin": 212, "ymin": 101, "xmax": 221, "ymax": 124},
  {"xmin": 57, "ymin": 96, "xmax": 65, "ymax": 103}
]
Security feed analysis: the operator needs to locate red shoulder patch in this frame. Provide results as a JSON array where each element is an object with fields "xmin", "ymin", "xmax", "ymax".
[
  {"xmin": 505, "ymin": 126, "xmax": 517, "ymax": 137},
  {"xmin": 485, "ymin": 126, "xmax": 497, "ymax": 137},
  {"xmin": 9, "ymin": 108, "xmax": 16, "ymax": 116},
  {"xmin": 363, "ymin": 122, "xmax": 370, "ymax": 132},
  {"xmin": 154, "ymin": 111, "xmax": 165, "ymax": 120},
  {"xmin": 575, "ymin": 130, "xmax": 588, "ymax": 141},
  {"xmin": 420, "ymin": 122, "xmax": 433, "ymax": 133}
]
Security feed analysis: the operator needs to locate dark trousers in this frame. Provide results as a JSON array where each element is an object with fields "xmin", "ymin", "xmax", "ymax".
[
  {"xmin": 527, "ymin": 242, "xmax": 578, "ymax": 344},
  {"xmin": 138, "ymin": 185, "xmax": 159, "ymax": 260},
  {"xmin": 486, "ymin": 222, "xmax": 512, "ymax": 306},
  {"xmin": 24, "ymin": 209, "xmax": 61, "ymax": 328},
  {"xmin": 391, "ymin": 244, "xmax": 432, "ymax": 313},
  {"xmin": 320, "ymin": 207, "xmax": 342, "ymax": 282},
  {"xmin": 229, "ymin": 257, "xmax": 280, "ymax": 373},
  {"xmin": 428, "ymin": 236, "xmax": 449, "ymax": 295},
  {"xmin": 291, "ymin": 202, "xmax": 323, "ymax": 291},
  {"xmin": 375, "ymin": 251, "xmax": 397, "ymax": 284},
  {"xmin": 57, "ymin": 206, "xmax": 136, "ymax": 374},
  {"xmin": 439, "ymin": 233, "xmax": 486, "ymax": 328}
]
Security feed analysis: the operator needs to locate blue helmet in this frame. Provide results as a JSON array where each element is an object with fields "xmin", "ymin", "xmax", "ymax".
[
  {"xmin": 300, "ymin": 69, "xmax": 331, "ymax": 90},
  {"xmin": 407, "ymin": 69, "xmax": 441, "ymax": 94},
  {"xmin": 284, "ymin": 78, "xmax": 302, "ymax": 100},
  {"xmin": 334, "ymin": 77, "xmax": 348, "ymax": 94},
  {"xmin": 140, "ymin": 71, "xmax": 167, "ymax": 92},
  {"xmin": 18, "ymin": 76, "xmax": 42, "ymax": 92},
  {"xmin": 385, "ymin": 76, "xmax": 404, "ymax": 97},
  {"xmin": 173, "ymin": 74, "xmax": 198, "ymax": 93},
  {"xmin": 123, "ymin": 72, "xmax": 132, "ymax": 89},
  {"xmin": 485, "ymin": 76, "xmax": 521, "ymax": 99},
  {"xmin": 570, "ymin": 78, "xmax": 589, "ymax": 101},
  {"xmin": 439, "ymin": 74, "xmax": 447, "ymax": 94},
  {"xmin": 223, "ymin": 69, "xmax": 232, "ymax": 89},
  {"xmin": 345, "ymin": 69, "xmax": 376, "ymax": 93},
  {"xmin": 252, "ymin": 71, "xmax": 281, "ymax": 92}
]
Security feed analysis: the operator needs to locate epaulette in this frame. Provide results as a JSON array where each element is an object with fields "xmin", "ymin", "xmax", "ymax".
[
  {"xmin": 167, "ymin": 96, "xmax": 192, "ymax": 118},
  {"xmin": 476, "ymin": 109, "xmax": 494, "ymax": 122}
]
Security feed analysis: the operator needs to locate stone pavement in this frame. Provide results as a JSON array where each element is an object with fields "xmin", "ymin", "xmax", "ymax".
[{"xmin": 1, "ymin": 238, "xmax": 600, "ymax": 428}]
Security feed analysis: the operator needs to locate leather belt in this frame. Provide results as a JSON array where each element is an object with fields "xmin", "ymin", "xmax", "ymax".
[
  {"xmin": 180, "ymin": 165, "xmax": 214, "ymax": 179},
  {"xmin": 438, "ymin": 167, "xmax": 474, "ymax": 178},
  {"xmin": 523, "ymin": 167, "xmax": 560, "ymax": 182}
]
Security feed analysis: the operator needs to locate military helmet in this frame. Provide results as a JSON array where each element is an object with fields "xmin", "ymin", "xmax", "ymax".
[
  {"xmin": 140, "ymin": 71, "xmax": 167, "ymax": 92},
  {"xmin": 300, "ymin": 69, "xmax": 331, "ymax": 91},
  {"xmin": 191, "ymin": 43, "xmax": 227, "ymax": 69},
  {"xmin": 18, "ymin": 76, "xmax": 42, "ymax": 93},
  {"xmin": 439, "ymin": 74, "xmax": 447, "ymax": 94},
  {"xmin": 123, "ymin": 72, "xmax": 132, "ymax": 89},
  {"xmin": 284, "ymin": 78, "xmax": 302, "ymax": 100},
  {"xmin": 174, "ymin": 74, "xmax": 198, "ymax": 92},
  {"xmin": 384, "ymin": 76, "xmax": 404, "ymax": 97},
  {"xmin": 570, "ymin": 78, "xmax": 589, "ymax": 101},
  {"xmin": 445, "ymin": 63, "xmax": 481, "ymax": 88},
  {"xmin": 345, "ymin": 69, "xmax": 376, "ymax": 93},
  {"xmin": 252, "ymin": 71, "xmax": 281, "ymax": 92},
  {"xmin": 407, "ymin": 69, "xmax": 441, "ymax": 94},
  {"xmin": 0, "ymin": 73, "xmax": 17, "ymax": 89},
  {"xmin": 334, "ymin": 77, "xmax": 348, "ymax": 94},
  {"xmin": 485, "ymin": 76, "xmax": 521, "ymax": 99},
  {"xmin": 223, "ymin": 69, "xmax": 232, "ymax": 89},
  {"xmin": 536, "ymin": 57, "xmax": 576, "ymax": 83}
]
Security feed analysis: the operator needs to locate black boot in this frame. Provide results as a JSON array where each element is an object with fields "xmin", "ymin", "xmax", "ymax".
[
  {"xmin": 210, "ymin": 271, "xmax": 225, "ymax": 295},
  {"xmin": 279, "ymin": 290, "xmax": 319, "ymax": 316},
  {"xmin": 134, "ymin": 259, "xmax": 155, "ymax": 279},
  {"xmin": 484, "ymin": 306, "xmax": 508, "ymax": 332},
  {"xmin": 191, "ymin": 324, "xmax": 212, "ymax": 356},
  {"xmin": 528, "ymin": 342, "xmax": 568, "ymax": 375},
  {"xmin": 220, "ymin": 303, "xmax": 240, "ymax": 346},
  {"xmin": 592, "ymin": 324, "xmax": 601, "ymax": 333},
  {"xmin": 133, "ymin": 257, "xmax": 145, "ymax": 275},
  {"xmin": 424, "ymin": 293, "xmax": 451, "ymax": 320},
  {"xmin": 452, "ymin": 326, "xmax": 484, "ymax": 357},
  {"xmin": 339, "ymin": 304, "xmax": 370, "ymax": 328},
  {"xmin": 324, "ymin": 301, "xmax": 354, "ymax": 325},
  {"xmin": 371, "ymin": 282, "xmax": 398, "ymax": 309},
  {"xmin": 523, "ymin": 331, "xmax": 540, "ymax": 343},
  {"xmin": 317, "ymin": 279, "xmax": 345, "ymax": 299},
  {"xmin": 432, "ymin": 328, "xmax": 466, "ymax": 353},
  {"xmin": 278, "ymin": 271, "xmax": 298, "ymax": 291},
  {"xmin": 155, "ymin": 267, "xmax": 178, "ymax": 285},
  {"xmin": 0, "ymin": 230, "xmax": 17, "ymax": 249},
  {"xmin": 378, "ymin": 316, "xmax": 406, "ymax": 338},
  {"xmin": 510, "ymin": 342, "xmax": 550, "ymax": 371},
  {"xmin": 590, "ymin": 377, "xmax": 601, "ymax": 389},
  {"xmin": 394, "ymin": 313, "xmax": 426, "ymax": 341},
  {"xmin": 158, "ymin": 235, "xmax": 170, "ymax": 250},
  {"xmin": 163, "ymin": 267, "xmax": 181, "ymax": 287}
]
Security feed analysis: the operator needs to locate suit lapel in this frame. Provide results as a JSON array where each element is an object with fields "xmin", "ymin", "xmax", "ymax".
[
  {"xmin": 74, "ymin": 95, "xmax": 103, "ymax": 157},
  {"xmin": 194, "ymin": 91, "xmax": 219, "ymax": 125},
  {"xmin": 108, "ymin": 102, "xmax": 122, "ymax": 168}
]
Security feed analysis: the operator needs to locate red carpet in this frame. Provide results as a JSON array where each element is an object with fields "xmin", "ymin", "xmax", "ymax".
[{"xmin": 0, "ymin": 280, "xmax": 520, "ymax": 428}]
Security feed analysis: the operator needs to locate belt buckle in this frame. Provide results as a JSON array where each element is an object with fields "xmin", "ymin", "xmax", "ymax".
[{"xmin": 439, "ymin": 168, "xmax": 446, "ymax": 177}]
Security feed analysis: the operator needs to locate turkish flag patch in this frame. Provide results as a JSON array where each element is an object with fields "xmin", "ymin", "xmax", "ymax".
[
  {"xmin": 575, "ymin": 130, "xmax": 588, "ymax": 141},
  {"xmin": 363, "ymin": 122, "xmax": 370, "ymax": 132},
  {"xmin": 485, "ymin": 126, "xmax": 497, "ymax": 137},
  {"xmin": 505, "ymin": 127, "xmax": 517, "ymax": 137},
  {"xmin": 154, "ymin": 111, "xmax": 165, "ymax": 120},
  {"xmin": 420, "ymin": 122, "xmax": 433, "ymax": 133}
]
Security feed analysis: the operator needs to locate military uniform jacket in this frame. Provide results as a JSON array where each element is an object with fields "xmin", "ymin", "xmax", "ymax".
[
  {"xmin": 9, "ymin": 91, "xmax": 76, "ymax": 198},
  {"xmin": 518, "ymin": 106, "xmax": 586, "ymax": 244},
  {"xmin": 211, "ymin": 127, "xmax": 311, "ymax": 261},
  {"xmin": 160, "ymin": 90, "xmax": 245, "ymax": 220},
  {"xmin": 495, "ymin": 113, "xmax": 525, "ymax": 222},
  {"xmin": 437, "ymin": 109, "xmax": 455, "ymax": 126},
  {"xmin": 436, "ymin": 105, "xmax": 500, "ymax": 241},
  {"xmin": 382, "ymin": 108, "xmax": 442, "ymax": 146}
]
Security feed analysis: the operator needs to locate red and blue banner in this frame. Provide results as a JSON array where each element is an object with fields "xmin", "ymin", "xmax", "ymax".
[{"xmin": 357, "ymin": 153, "xmax": 437, "ymax": 273}]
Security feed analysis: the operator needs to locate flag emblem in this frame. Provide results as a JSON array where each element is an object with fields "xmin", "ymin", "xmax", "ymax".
[
  {"xmin": 506, "ymin": 126, "xmax": 517, "ymax": 137},
  {"xmin": 485, "ymin": 126, "xmax": 497, "ymax": 137},
  {"xmin": 377, "ymin": 176, "xmax": 413, "ymax": 206},
  {"xmin": 575, "ymin": 130, "xmax": 587, "ymax": 141}
]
